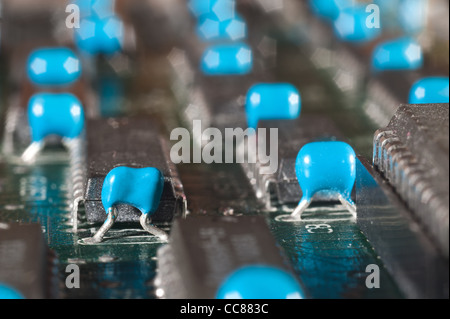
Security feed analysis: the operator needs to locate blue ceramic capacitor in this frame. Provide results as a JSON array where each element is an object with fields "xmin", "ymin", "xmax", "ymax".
[
  {"xmin": 197, "ymin": 13, "xmax": 247, "ymax": 42},
  {"xmin": 101, "ymin": 166, "xmax": 165, "ymax": 217},
  {"xmin": 188, "ymin": 0, "xmax": 236, "ymax": 21},
  {"xmin": 74, "ymin": 15, "xmax": 123, "ymax": 55},
  {"xmin": 201, "ymin": 43, "xmax": 253, "ymax": 75},
  {"xmin": 309, "ymin": 0, "xmax": 351, "ymax": 21},
  {"xmin": 27, "ymin": 47, "xmax": 81, "ymax": 86},
  {"xmin": 333, "ymin": 5, "xmax": 381, "ymax": 42},
  {"xmin": 28, "ymin": 93, "xmax": 85, "ymax": 143},
  {"xmin": 216, "ymin": 265, "xmax": 305, "ymax": 299},
  {"xmin": 84, "ymin": 166, "xmax": 167, "ymax": 244},
  {"xmin": 372, "ymin": 37, "xmax": 423, "ymax": 71},
  {"xmin": 409, "ymin": 77, "xmax": 450, "ymax": 104},
  {"xmin": 245, "ymin": 83, "xmax": 301, "ymax": 129},
  {"xmin": 292, "ymin": 141, "xmax": 357, "ymax": 220},
  {"xmin": 0, "ymin": 284, "xmax": 24, "ymax": 299}
]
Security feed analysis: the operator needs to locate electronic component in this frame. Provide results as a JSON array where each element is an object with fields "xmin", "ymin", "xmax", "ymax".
[
  {"xmin": 373, "ymin": 103, "xmax": 449, "ymax": 257},
  {"xmin": 74, "ymin": 15, "xmax": 124, "ymax": 55},
  {"xmin": 156, "ymin": 215, "xmax": 305, "ymax": 299},
  {"xmin": 22, "ymin": 93, "xmax": 85, "ymax": 163},
  {"xmin": 74, "ymin": 0, "xmax": 115, "ymax": 19},
  {"xmin": 85, "ymin": 166, "xmax": 168, "ymax": 243},
  {"xmin": 201, "ymin": 43, "xmax": 253, "ymax": 75},
  {"xmin": 196, "ymin": 13, "xmax": 247, "ymax": 42},
  {"xmin": 83, "ymin": 118, "xmax": 186, "ymax": 224},
  {"xmin": 21, "ymin": 47, "xmax": 85, "ymax": 165},
  {"xmin": 72, "ymin": 0, "xmax": 127, "ymax": 55},
  {"xmin": 0, "ymin": 223, "xmax": 58, "ymax": 299},
  {"xmin": 372, "ymin": 37, "xmax": 423, "ymax": 71},
  {"xmin": 291, "ymin": 141, "xmax": 356, "ymax": 219},
  {"xmin": 356, "ymin": 158, "xmax": 448, "ymax": 298},
  {"xmin": 409, "ymin": 77, "xmax": 449, "ymax": 104},
  {"xmin": 216, "ymin": 265, "xmax": 305, "ymax": 299},
  {"xmin": 309, "ymin": 0, "xmax": 351, "ymax": 21},
  {"xmin": 188, "ymin": 0, "xmax": 236, "ymax": 20},
  {"xmin": 245, "ymin": 115, "xmax": 345, "ymax": 207},
  {"xmin": 27, "ymin": 47, "xmax": 82, "ymax": 86},
  {"xmin": 333, "ymin": 5, "xmax": 381, "ymax": 42},
  {"xmin": 0, "ymin": 284, "xmax": 24, "ymax": 299},
  {"xmin": 245, "ymin": 83, "xmax": 301, "ymax": 129}
]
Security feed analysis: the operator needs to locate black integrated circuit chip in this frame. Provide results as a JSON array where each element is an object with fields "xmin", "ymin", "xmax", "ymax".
[
  {"xmin": 84, "ymin": 117, "xmax": 186, "ymax": 223},
  {"xmin": 0, "ymin": 223, "xmax": 58, "ymax": 299},
  {"xmin": 356, "ymin": 158, "xmax": 449, "ymax": 299},
  {"xmin": 373, "ymin": 103, "xmax": 449, "ymax": 256},
  {"xmin": 156, "ymin": 215, "xmax": 303, "ymax": 299}
]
